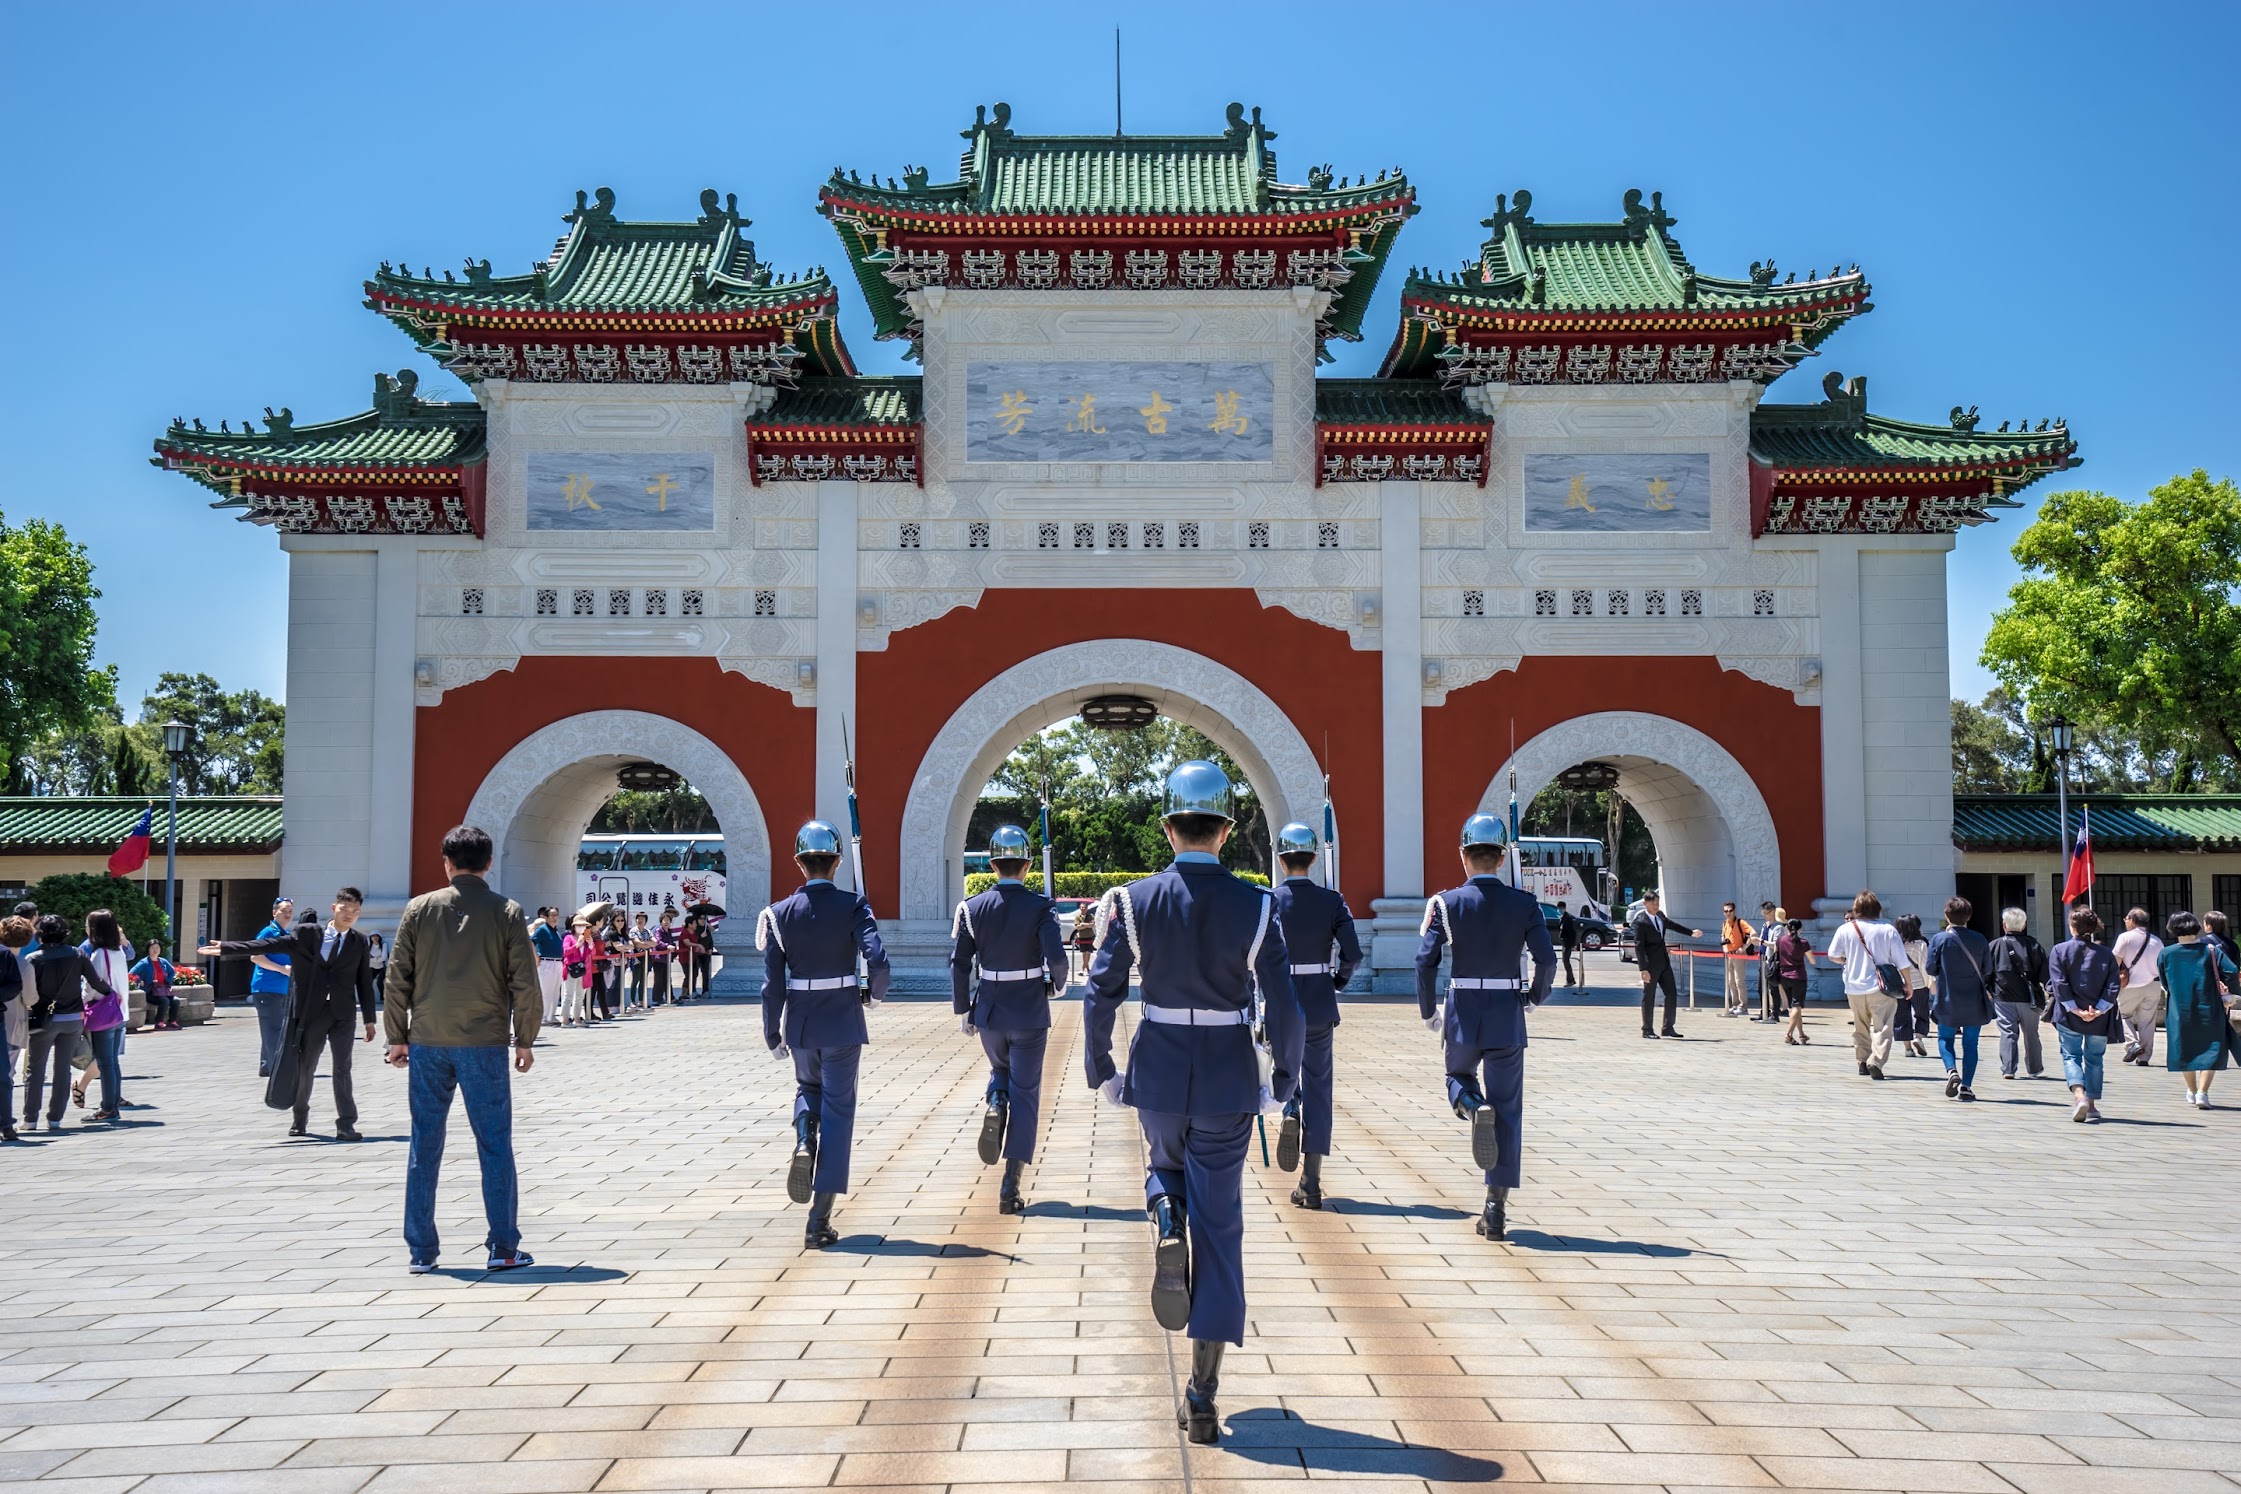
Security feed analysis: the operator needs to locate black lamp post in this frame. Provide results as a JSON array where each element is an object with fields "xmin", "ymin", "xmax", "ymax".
[
  {"xmin": 160, "ymin": 719, "xmax": 194, "ymax": 944},
  {"xmin": 2049, "ymin": 715, "xmax": 2075, "ymax": 921}
]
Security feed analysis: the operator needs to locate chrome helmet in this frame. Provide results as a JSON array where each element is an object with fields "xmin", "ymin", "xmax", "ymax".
[
  {"xmin": 793, "ymin": 820, "xmax": 843, "ymax": 857},
  {"xmin": 987, "ymin": 824, "xmax": 1032, "ymax": 860},
  {"xmin": 1275, "ymin": 822, "xmax": 1319, "ymax": 858},
  {"xmin": 1460, "ymin": 813, "xmax": 1509, "ymax": 851},
  {"xmin": 1162, "ymin": 759, "xmax": 1235, "ymax": 822}
]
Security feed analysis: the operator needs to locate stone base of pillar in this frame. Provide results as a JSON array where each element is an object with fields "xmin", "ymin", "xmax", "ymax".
[{"xmin": 1364, "ymin": 898, "xmax": 1428, "ymax": 994}]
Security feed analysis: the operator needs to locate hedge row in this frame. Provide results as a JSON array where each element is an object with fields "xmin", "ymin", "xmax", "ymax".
[{"xmin": 963, "ymin": 869, "xmax": 1270, "ymax": 899}]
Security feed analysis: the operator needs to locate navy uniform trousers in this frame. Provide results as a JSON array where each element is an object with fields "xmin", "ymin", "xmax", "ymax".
[
  {"xmin": 952, "ymin": 882, "xmax": 1066, "ymax": 1166},
  {"xmin": 980, "ymin": 1028, "xmax": 1047, "ymax": 1163},
  {"xmin": 1444, "ymin": 1035, "xmax": 1524, "ymax": 1187},
  {"xmin": 761, "ymin": 880, "xmax": 889, "ymax": 1199},
  {"xmin": 1418, "ymin": 875, "xmax": 1556, "ymax": 1193},
  {"xmin": 1139, "ymin": 1108, "xmax": 1253, "ymax": 1333},
  {"xmin": 792, "ymin": 1045, "xmax": 860, "ymax": 1194}
]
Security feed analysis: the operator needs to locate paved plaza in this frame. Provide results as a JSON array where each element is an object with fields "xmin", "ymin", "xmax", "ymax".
[{"xmin": 3, "ymin": 969, "xmax": 2237, "ymax": 1494}]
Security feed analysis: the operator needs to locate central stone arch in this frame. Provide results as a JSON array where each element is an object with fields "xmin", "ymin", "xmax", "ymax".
[
  {"xmin": 897, "ymin": 640, "xmax": 1327, "ymax": 924},
  {"xmin": 462, "ymin": 709, "xmax": 773, "ymax": 918},
  {"xmin": 1482, "ymin": 710, "xmax": 1780, "ymax": 921}
]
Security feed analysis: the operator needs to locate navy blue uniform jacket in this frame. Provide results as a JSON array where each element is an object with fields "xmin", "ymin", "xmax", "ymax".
[
  {"xmin": 951, "ymin": 882, "xmax": 1067, "ymax": 1031},
  {"xmin": 1416, "ymin": 875, "xmax": 1558, "ymax": 1048},
  {"xmin": 1082, "ymin": 860, "xmax": 1305, "ymax": 1115},
  {"xmin": 758, "ymin": 882, "xmax": 889, "ymax": 1051},
  {"xmin": 1272, "ymin": 876, "xmax": 1362, "ymax": 1026}
]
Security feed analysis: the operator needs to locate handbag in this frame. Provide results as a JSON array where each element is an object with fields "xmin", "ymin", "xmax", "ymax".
[{"xmin": 1850, "ymin": 918, "xmax": 1906, "ymax": 998}]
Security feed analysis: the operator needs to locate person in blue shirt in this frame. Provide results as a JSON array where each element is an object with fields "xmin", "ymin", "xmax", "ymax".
[
  {"xmin": 248, "ymin": 897, "xmax": 295, "ymax": 1076},
  {"xmin": 132, "ymin": 941, "xmax": 181, "ymax": 1029},
  {"xmin": 1082, "ymin": 761, "xmax": 1303, "ymax": 1446},
  {"xmin": 760, "ymin": 821, "xmax": 890, "ymax": 1250},
  {"xmin": 1417, "ymin": 814, "xmax": 1558, "ymax": 1242},
  {"xmin": 1269, "ymin": 823, "xmax": 1361, "ymax": 1211},
  {"xmin": 952, "ymin": 824, "xmax": 1069, "ymax": 1215}
]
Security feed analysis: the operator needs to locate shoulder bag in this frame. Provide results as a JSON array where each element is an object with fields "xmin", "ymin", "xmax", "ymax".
[{"xmin": 1850, "ymin": 918, "xmax": 1906, "ymax": 998}]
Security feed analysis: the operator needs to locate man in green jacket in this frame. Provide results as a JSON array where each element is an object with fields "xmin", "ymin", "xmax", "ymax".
[{"xmin": 385, "ymin": 823, "xmax": 542, "ymax": 1274}]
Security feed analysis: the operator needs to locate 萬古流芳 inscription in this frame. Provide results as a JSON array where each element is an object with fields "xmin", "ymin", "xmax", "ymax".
[
  {"xmin": 1523, "ymin": 452, "xmax": 1711, "ymax": 533},
  {"xmin": 526, "ymin": 453, "xmax": 715, "ymax": 531},
  {"xmin": 966, "ymin": 362, "xmax": 1274, "ymax": 462}
]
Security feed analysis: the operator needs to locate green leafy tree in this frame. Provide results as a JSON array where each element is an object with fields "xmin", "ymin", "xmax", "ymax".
[
  {"xmin": 1982, "ymin": 472, "xmax": 2241, "ymax": 777},
  {"xmin": 588, "ymin": 785, "xmax": 716, "ymax": 833},
  {"xmin": 136, "ymin": 673, "xmax": 286, "ymax": 795},
  {"xmin": 1952, "ymin": 693, "xmax": 2033, "ymax": 793},
  {"xmin": 24, "ymin": 872, "xmax": 169, "ymax": 948},
  {"xmin": 981, "ymin": 718, "xmax": 1272, "ymax": 875},
  {"xmin": 0, "ymin": 510, "xmax": 114, "ymax": 790}
]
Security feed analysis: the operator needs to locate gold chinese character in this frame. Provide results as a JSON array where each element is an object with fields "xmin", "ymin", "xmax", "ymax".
[
  {"xmin": 995, "ymin": 390, "xmax": 1032, "ymax": 436},
  {"xmin": 1645, "ymin": 476, "xmax": 1676, "ymax": 511},
  {"xmin": 644, "ymin": 473, "xmax": 678, "ymax": 511},
  {"xmin": 1066, "ymin": 393, "xmax": 1107, "ymax": 434},
  {"xmin": 562, "ymin": 473, "xmax": 600, "ymax": 511},
  {"xmin": 1139, "ymin": 390, "xmax": 1174, "ymax": 434},
  {"xmin": 1209, "ymin": 390, "xmax": 1249, "ymax": 435},
  {"xmin": 1564, "ymin": 474, "xmax": 1596, "ymax": 514}
]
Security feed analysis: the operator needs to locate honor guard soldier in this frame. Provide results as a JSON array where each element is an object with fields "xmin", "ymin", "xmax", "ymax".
[
  {"xmin": 951, "ymin": 824, "xmax": 1069, "ymax": 1214},
  {"xmin": 1416, "ymin": 814, "xmax": 1557, "ymax": 1242},
  {"xmin": 1270, "ymin": 823, "xmax": 1362, "ymax": 1210},
  {"xmin": 759, "ymin": 821, "xmax": 890, "ymax": 1250},
  {"xmin": 1083, "ymin": 761, "xmax": 1304, "ymax": 1446}
]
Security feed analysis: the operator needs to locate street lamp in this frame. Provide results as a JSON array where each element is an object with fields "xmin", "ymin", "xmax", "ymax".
[
  {"xmin": 2049, "ymin": 716, "xmax": 2075, "ymax": 921},
  {"xmin": 160, "ymin": 720, "xmax": 194, "ymax": 948}
]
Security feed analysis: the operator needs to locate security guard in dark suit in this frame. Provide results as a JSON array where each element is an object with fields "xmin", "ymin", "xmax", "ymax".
[
  {"xmin": 1416, "ymin": 814, "xmax": 1556, "ymax": 1241},
  {"xmin": 759, "ymin": 821, "xmax": 890, "ymax": 1249},
  {"xmin": 1270, "ymin": 823, "xmax": 1362, "ymax": 1210},
  {"xmin": 951, "ymin": 824, "xmax": 1069, "ymax": 1214},
  {"xmin": 1083, "ymin": 761, "xmax": 1303, "ymax": 1446}
]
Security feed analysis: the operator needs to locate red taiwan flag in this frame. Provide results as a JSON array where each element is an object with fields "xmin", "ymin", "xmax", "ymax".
[
  {"xmin": 107, "ymin": 806, "xmax": 154, "ymax": 877},
  {"xmin": 2061, "ymin": 804, "xmax": 2095, "ymax": 906}
]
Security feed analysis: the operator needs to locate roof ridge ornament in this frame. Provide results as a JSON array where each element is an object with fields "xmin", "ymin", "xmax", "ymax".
[
  {"xmin": 1950, "ymin": 405, "xmax": 1981, "ymax": 432},
  {"xmin": 373, "ymin": 367, "xmax": 420, "ymax": 417},
  {"xmin": 1749, "ymin": 259, "xmax": 1778, "ymax": 287},
  {"xmin": 962, "ymin": 102, "xmax": 1014, "ymax": 143},
  {"xmin": 697, "ymin": 188, "xmax": 747, "ymax": 229},
  {"xmin": 262, "ymin": 407, "xmax": 294, "ymax": 440},
  {"xmin": 1621, "ymin": 187, "xmax": 1676, "ymax": 232},
  {"xmin": 1481, "ymin": 189, "xmax": 1533, "ymax": 235},
  {"xmin": 566, "ymin": 187, "xmax": 618, "ymax": 228}
]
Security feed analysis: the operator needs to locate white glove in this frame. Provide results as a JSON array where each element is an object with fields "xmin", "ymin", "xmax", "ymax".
[
  {"xmin": 768, "ymin": 1042, "xmax": 790, "ymax": 1063},
  {"xmin": 1098, "ymin": 1072, "xmax": 1127, "ymax": 1107},
  {"xmin": 1257, "ymin": 1084, "xmax": 1283, "ymax": 1115},
  {"xmin": 959, "ymin": 1014, "xmax": 977, "ymax": 1036},
  {"xmin": 1424, "ymin": 1015, "xmax": 1442, "ymax": 1034}
]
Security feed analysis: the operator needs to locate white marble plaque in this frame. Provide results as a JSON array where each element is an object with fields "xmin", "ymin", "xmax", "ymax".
[
  {"xmin": 965, "ymin": 362, "xmax": 1274, "ymax": 463},
  {"xmin": 526, "ymin": 452, "xmax": 715, "ymax": 531},
  {"xmin": 1523, "ymin": 452, "xmax": 1712, "ymax": 533}
]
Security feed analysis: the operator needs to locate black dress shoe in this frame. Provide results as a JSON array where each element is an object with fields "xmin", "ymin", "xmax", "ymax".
[
  {"xmin": 335, "ymin": 1126, "xmax": 363, "ymax": 1142},
  {"xmin": 287, "ymin": 1122, "xmax": 307, "ymax": 1137},
  {"xmin": 998, "ymin": 1159, "xmax": 1026, "ymax": 1215},
  {"xmin": 787, "ymin": 1116, "xmax": 818, "ymax": 1206},
  {"xmin": 1470, "ymin": 1105, "xmax": 1499, "ymax": 1171},
  {"xmin": 1289, "ymin": 1182, "xmax": 1322, "ymax": 1210},
  {"xmin": 1642, "ymin": 1029, "xmax": 1660, "ymax": 1039},
  {"xmin": 1662, "ymin": 1029, "xmax": 1685, "ymax": 1039},
  {"xmin": 1149, "ymin": 1195, "xmax": 1191, "ymax": 1332},
  {"xmin": 804, "ymin": 1191, "xmax": 839, "ymax": 1249},
  {"xmin": 1180, "ymin": 1386, "xmax": 1220, "ymax": 1444},
  {"xmin": 1475, "ymin": 1188, "xmax": 1507, "ymax": 1241},
  {"xmin": 977, "ymin": 1094, "xmax": 1008, "ymax": 1166},
  {"xmin": 1276, "ymin": 1102, "xmax": 1301, "ymax": 1173}
]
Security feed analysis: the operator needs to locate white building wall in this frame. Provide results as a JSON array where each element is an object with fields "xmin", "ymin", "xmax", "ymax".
[
  {"xmin": 277, "ymin": 548, "xmax": 377, "ymax": 912},
  {"xmin": 1858, "ymin": 546, "xmax": 1958, "ymax": 925}
]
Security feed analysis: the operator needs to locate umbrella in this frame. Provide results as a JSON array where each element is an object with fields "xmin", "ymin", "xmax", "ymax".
[
  {"xmin": 573, "ymin": 900, "xmax": 616, "ymax": 926},
  {"xmin": 686, "ymin": 902, "xmax": 726, "ymax": 919}
]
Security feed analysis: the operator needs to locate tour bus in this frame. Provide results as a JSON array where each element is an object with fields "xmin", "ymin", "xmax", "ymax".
[
  {"xmin": 575, "ymin": 834, "xmax": 729, "ymax": 917},
  {"xmin": 1515, "ymin": 836, "xmax": 1609, "ymax": 917}
]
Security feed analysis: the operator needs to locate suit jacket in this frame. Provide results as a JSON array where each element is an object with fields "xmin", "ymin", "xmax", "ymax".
[
  {"xmin": 1271, "ymin": 876, "xmax": 1361, "ymax": 1027},
  {"xmin": 1082, "ymin": 860, "xmax": 1303, "ymax": 1117},
  {"xmin": 217, "ymin": 924, "xmax": 377, "ymax": 1027},
  {"xmin": 1416, "ymin": 875, "xmax": 1557, "ymax": 1049},
  {"xmin": 758, "ymin": 881, "xmax": 889, "ymax": 1050},
  {"xmin": 951, "ymin": 882, "xmax": 1067, "ymax": 1031}
]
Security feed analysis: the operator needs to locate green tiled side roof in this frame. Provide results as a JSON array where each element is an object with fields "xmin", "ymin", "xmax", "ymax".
[
  {"xmin": 153, "ymin": 371, "xmax": 485, "ymax": 493},
  {"xmin": 1752, "ymin": 373, "xmax": 2076, "ymax": 481},
  {"xmin": 750, "ymin": 377, "xmax": 922, "ymax": 428},
  {"xmin": 0, "ymin": 797, "xmax": 283, "ymax": 856},
  {"xmin": 1954, "ymin": 796, "xmax": 2241, "ymax": 853},
  {"xmin": 1315, "ymin": 380, "xmax": 1480, "ymax": 426}
]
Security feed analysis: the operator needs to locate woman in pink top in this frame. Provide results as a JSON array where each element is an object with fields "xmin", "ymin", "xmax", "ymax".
[{"xmin": 561, "ymin": 919, "xmax": 601, "ymax": 1026}]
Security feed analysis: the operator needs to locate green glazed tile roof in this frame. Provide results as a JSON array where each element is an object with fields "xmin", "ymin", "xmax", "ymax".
[
  {"xmin": 152, "ymin": 370, "xmax": 485, "ymax": 495},
  {"xmin": 1752, "ymin": 372, "xmax": 2076, "ymax": 483},
  {"xmin": 0, "ymin": 796, "xmax": 284, "ymax": 856},
  {"xmin": 366, "ymin": 188, "xmax": 841, "ymax": 328},
  {"xmin": 1315, "ymin": 380, "xmax": 1480, "ymax": 426},
  {"xmin": 751, "ymin": 377, "xmax": 922, "ymax": 428},
  {"xmin": 1954, "ymin": 796, "xmax": 2241, "ymax": 853}
]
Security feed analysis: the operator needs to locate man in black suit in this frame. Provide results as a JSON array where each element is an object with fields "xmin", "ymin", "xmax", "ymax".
[
  {"xmin": 204, "ymin": 886, "xmax": 378, "ymax": 1139},
  {"xmin": 1630, "ymin": 892, "xmax": 1701, "ymax": 1041}
]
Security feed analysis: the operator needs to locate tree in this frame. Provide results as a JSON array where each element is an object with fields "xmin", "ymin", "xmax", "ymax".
[
  {"xmin": 1981, "ymin": 472, "xmax": 2241, "ymax": 778},
  {"xmin": 24, "ymin": 872, "xmax": 169, "ymax": 949},
  {"xmin": 588, "ymin": 785, "xmax": 716, "ymax": 833},
  {"xmin": 980, "ymin": 717, "xmax": 1271, "ymax": 875},
  {"xmin": 1952, "ymin": 692, "xmax": 2033, "ymax": 793},
  {"xmin": 0, "ymin": 510, "xmax": 114, "ymax": 790},
  {"xmin": 137, "ymin": 673, "xmax": 286, "ymax": 795}
]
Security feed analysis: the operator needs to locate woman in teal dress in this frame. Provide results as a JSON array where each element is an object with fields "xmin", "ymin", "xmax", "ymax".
[{"xmin": 2157, "ymin": 910, "xmax": 2240, "ymax": 1109}]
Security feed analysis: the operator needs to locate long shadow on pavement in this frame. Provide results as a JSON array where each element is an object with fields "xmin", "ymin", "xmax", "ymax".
[
  {"xmin": 1219, "ymin": 1411, "xmax": 1507, "ymax": 1481},
  {"xmin": 1501, "ymin": 1228, "xmax": 1709, "ymax": 1258}
]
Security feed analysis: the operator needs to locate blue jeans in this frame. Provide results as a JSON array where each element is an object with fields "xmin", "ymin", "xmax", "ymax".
[
  {"xmin": 85, "ymin": 1024, "xmax": 123, "ymax": 1112},
  {"xmin": 1937, "ymin": 1024, "xmax": 1981, "ymax": 1087},
  {"xmin": 2058, "ymin": 1027, "xmax": 2107, "ymax": 1099},
  {"xmin": 404, "ymin": 1045, "xmax": 518, "ymax": 1263}
]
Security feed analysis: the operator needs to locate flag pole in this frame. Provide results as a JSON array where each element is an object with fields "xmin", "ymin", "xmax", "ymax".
[{"xmin": 1505, "ymin": 720, "xmax": 1523, "ymax": 887}]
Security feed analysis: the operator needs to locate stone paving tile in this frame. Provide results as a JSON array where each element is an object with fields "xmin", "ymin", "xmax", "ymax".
[{"xmin": 1, "ymin": 986, "xmax": 2237, "ymax": 1492}]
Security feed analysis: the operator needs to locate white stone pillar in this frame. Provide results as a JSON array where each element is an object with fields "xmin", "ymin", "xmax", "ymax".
[
  {"xmin": 1817, "ymin": 537, "xmax": 1869, "ymax": 908},
  {"xmin": 814, "ymin": 479, "xmax": 859, "ymax": 893},
  {"xmin": 1370, "ymin": 481, "xmax": 1426, "ymax": 990},
  {"xmin": 365, "ymin": 540, "xmax": 419, "ymax": 925}
]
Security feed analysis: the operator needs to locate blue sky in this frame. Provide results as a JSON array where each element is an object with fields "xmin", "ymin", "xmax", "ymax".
[{"xmin": 3, "ymin": 1, "xmax": 2233, "ymax": 712}]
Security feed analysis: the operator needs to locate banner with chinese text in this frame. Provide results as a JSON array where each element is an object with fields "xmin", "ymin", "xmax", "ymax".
[
  {"xmin": 965, "ymin": 362, "xmax": 1275, "ymax": 463},
  {"xmin": 1522, "ymin": 453, "xmax": 1712, "ymax": 533},
  {"xmin": 526, "ymin": 453, "xmax": 715, "ymax": 531}
]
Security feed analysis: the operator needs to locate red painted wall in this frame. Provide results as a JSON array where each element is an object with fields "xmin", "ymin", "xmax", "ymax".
[
  {"xmin": 1425, "ymin": 657, "xmax": 1824, "ymax": 911},
  {"xmin": 855, "ymin": 590, "xmax": 1384, "ymax": 914},
  {"xmin": 411, "ymin": 657, "xmax": 814, "ymax": 904}
]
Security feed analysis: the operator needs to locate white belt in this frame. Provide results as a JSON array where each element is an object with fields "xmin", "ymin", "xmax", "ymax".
[
  {"xmin": 1289, "ymin": 962, "xmax": 1330, "ymax": 975},
  {"xmin": 1140, "ymin": 1003, "xmax": 1250, "ymax": 1026},
  {"xmin": 786, "ymin": 975, "xmax": 857, "ymax": 991},
  {"xmin": 979, "ymin": 967, "xmax": 1047, "ymax": 982},
  {"xmin": 1450, "ymin": 977, "xmax": 1521, "ymax": 990}
]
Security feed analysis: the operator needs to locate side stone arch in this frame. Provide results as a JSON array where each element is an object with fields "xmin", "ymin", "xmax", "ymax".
[
  {"xmin": 897, "ymin": 641, "xmax": 1327, "ymax": 925},
  {"xmin": 1482, "ymin": 711, "xmax": 1780, "ymax": 919},
  {"xmin": 462, "ymin": 710, "xmax": 773, "ymax": 918}
]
